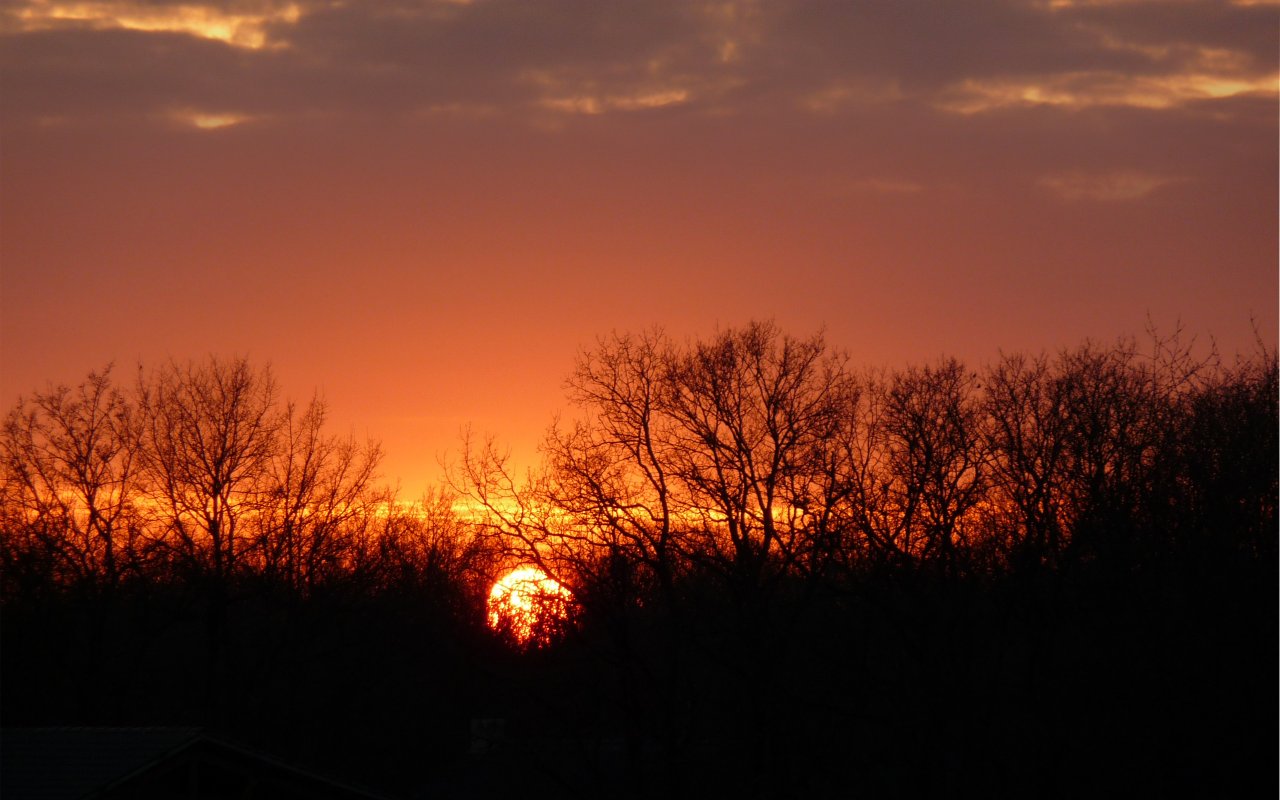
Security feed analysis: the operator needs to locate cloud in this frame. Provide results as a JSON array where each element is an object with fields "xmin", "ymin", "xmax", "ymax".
[
  {"xmin": 839, "ymin": 178, "xmax": 925, "ymax": 196},
  {"xmin": 6, "ymin": 0, "xmax": 303, "ymax": 49},
  {"xmin": 0, "ymin": 0, "xmax": 1274, "ymax": 129},
  {"xmin": 1037, "ymin": 169, "xmax": 1181, "ymax": 201},
  {"xmin": 169, "ymin": 109, "xmax": 254, "ymax": 129},
  {"xmin": 937, "ymin": 68, "xmax": 1276, "ymax": 113},
  {"xmin": 799, "ymin": 79, "xmax": 905, "ymax": 113},
  {"xmin": 538, "ymin": 88, "xmax": 691, "ymax": 116}
]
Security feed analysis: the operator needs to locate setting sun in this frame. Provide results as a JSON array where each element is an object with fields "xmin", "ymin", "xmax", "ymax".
[{"xmin": 486, "ymin": 566, "xmax": 574, "ymax": 646}]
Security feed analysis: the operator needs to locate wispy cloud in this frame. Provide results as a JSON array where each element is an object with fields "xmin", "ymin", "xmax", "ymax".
[
  {"xmin": 1038, "ymin": 170, "xmax": 1182, "ymax": 201},
  {"xmin": 169, "ymin": 109, "xmax": 254, "ymax": 130},
  {"xmin": 839, "ymin": 178, "xmax": 925, "ymax": 196}
]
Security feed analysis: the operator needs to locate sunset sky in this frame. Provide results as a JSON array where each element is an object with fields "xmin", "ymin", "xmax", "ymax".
[{"xmin": 2, "ymin": 0, "xmax": 1276, "ymax": 493}]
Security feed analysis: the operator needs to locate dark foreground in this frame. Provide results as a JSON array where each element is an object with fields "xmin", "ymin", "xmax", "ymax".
[{"xmin": 2, "ymin": 548, "xmax": 1273, "ymax": 799}]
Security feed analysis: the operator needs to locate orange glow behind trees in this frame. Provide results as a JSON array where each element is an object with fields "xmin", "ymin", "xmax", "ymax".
[{"xmin": 2, "ymin": 325, "xmax": 1275, "ymax": 795}]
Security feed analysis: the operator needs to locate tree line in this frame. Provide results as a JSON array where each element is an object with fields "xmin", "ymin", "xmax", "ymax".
[
  {"xmin": 460, "ymin": 321, "xmax": 1275, "ymax": 601},
  {"xmin": 5, "ymin": 325, "xmax": 1272, "ymax": 600},
  {"xmin": 1, "ymin": 358, "xmax": 494, "ymax": 600},
  {"xmin": 2, "ymin": 323, "xmax": 1275, "ymax": 797}
]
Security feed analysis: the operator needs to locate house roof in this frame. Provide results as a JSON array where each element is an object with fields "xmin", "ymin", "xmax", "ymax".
[
  {"xmin": 0, "ymin": 727, "xmax": 396, "ymax": 800},
  {"xmin": 2, "ymin": 727, "xmax": 200, "ymax": 800}
]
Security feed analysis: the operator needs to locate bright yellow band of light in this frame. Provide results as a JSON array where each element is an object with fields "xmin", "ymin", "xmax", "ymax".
[
  {"xmin": 12, "ymin": 1, "xmax": 302, "ymax": 49},
  {"xmin": 940, "ymin": 70, "xmax": 1279, "ymax": 114}
]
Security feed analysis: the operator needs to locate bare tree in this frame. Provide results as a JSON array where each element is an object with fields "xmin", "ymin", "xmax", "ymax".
[
  {"xmin": 661, "ymin": 322, "xmax": 858, "ymax": 600},
  {"xmin": 0, "ymin": 367, "xmax": 141, "ymax": 592},
  {"xmin": 136, "ymin": 357, "xmax": 281, "ymax": 582},
  {"xmin": 1049, "ymin": 341, "xmax": 1166, "ymax": 564},
  {"xmin": 1174, "ymin": 343, "xmax": 1278, "ymax": 559},
  {"xmin": 982, "ymin": 352, "xmax": 1072, "ymax": 566},
  {"xmin": 254, "ymin": 396, "xmax": 382, "ymax": 592},
  {"xmin": 375, "ymin": 486, "xmax": 498, "ymax": 611},
  {"xmin": 875, "ymin": 358, "xmax": 986, "ymax": 574}
]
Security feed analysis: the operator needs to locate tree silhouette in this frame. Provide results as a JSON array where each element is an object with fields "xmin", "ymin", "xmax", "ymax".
[
  {"xmin": 254, "ymin": 396, "xmax": 382, "ymax": 592},
  {"xmin": 135, "ymin": 357, "xmax": 281, "ymax": 583},
  {"xmin": 877, "ymin": 357, "xmax": 986, "ymax": 574},
  {"xmin": 2, "ymin": 326, "xmax": 1274, "ymax": 798},
  {"xmin": 1, "ymin": 366, "xmax": 141, "ymax": 595},
  {"xmin": 982, "ymin": 351, "xmax": 1073, "ymax": 567}
]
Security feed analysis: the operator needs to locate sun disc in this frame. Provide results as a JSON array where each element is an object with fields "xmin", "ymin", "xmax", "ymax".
[{"xmin": 486, "ymin": 566, "xmax": 573, "ymax": 645}]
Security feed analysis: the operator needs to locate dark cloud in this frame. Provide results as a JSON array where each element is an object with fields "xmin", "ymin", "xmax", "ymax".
[
  {"xmin": 2, "ymin": 0, "xmax": 1272, "ymax": 128},
  {"xmin": 0, "ymin": 29, "xmax": 274, "ymax": 118},
  {"xmin": 766, "ymin": 1, "xmax": 1118, "ymax": 87},
  {"xmin": 1064, "ymin": 0, "xmax": 1279, "ymax": 67}
]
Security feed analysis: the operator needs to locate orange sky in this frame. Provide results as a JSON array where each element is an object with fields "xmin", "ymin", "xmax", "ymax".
[{"xmin": 2, "ymin": 0, "xmax": 1276, "ymax": 494}]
